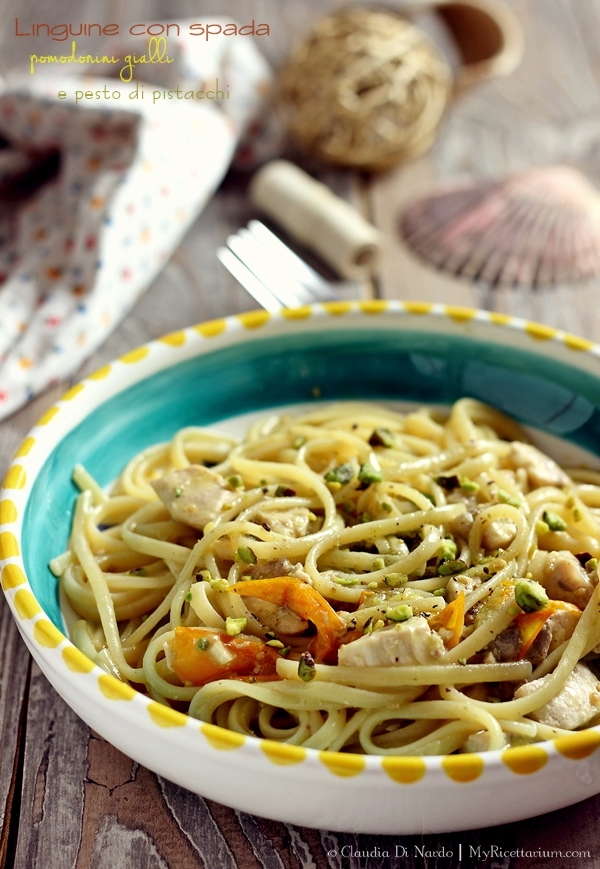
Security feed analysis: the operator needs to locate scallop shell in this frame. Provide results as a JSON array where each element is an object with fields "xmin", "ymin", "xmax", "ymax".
[{"xmin": 400, "ymin": 166, "xmax": 600, "ymax": 287}]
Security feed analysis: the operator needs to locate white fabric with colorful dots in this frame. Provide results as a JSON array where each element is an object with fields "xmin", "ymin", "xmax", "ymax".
[{"xmin": 0, "ymin": 23, "xmax": 273, "ymax": 419}]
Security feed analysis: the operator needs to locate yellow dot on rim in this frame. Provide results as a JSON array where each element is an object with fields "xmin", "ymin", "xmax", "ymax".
[
  {"xmin": 442, "ymin": 754, "xmax": 484, "ymax": 783},
  {"xmin": 98, "ymin": 674, "xmax": 136, "ymax": 701},
  {"xmin": 3, "ymin": 465, "xmax": 26, "ymax": 490},
  {"xmin": 0, "ymin": 532, "xmax": 20, "ymax": 558},
  {"xmin": 554, "ymin": 730, "xmax": 600, "ymax": 760},
  {"xmin": 120, "ymin": 346, "xmax": 149, "ymax": 364},
  {"xmin": 195, "ymin": 319, "xmax": 226, "ymax": 337},
  {"xmin": 488, "ymin": 312, "xmax": 512, "ymax": 325},
  {"xmin": 63, "ymin": 646, "xmax": 95, "ymax": 673},
  {"xmin": 87, "ymin": 364, "xmax": 112, "ymax": 380},
  {"xmin": 61, "ymin": 383, "xmax": 84, "ymax": 402},
  {"xmin": 13, "ymin": 589, "xmax": 41, "ymax": 620},
  {"xmin": 0, "ymin": 500, "xmax": 17, "ymax": 524},
  {"xmin": 403, "ymin": 302, "xmax": 433, "ymax": 315},
  {"xmin": 1, "ymin": 564, "xmax": 26, "ymax": 590},
  {"xmin": 564, "ymin": 334, "xmax": 594, "ymax": 352},
  {"xmin": 159, "ymin": 331, "xmax": 186, "ymax": 347},
  {"xmin": 382, "ymin": 756, "xmax": 426, "ymax": 784},
  {"xmin": 33, "ymin": 619, "xmax": 64, "ymax": 648},
  {"xmin": 13, "ymin": 437, "xmax": 35, "ymax": 458},
  {"xmin": 261, "ymin": 740, "xmax": 306, "ymax": 765},
  {"xmin": 358, "ymin": 300, "xmax": 388, "ymax": 314},
  {"xmin": 319, "ymin": 751, "xmax": 365, "ymax": 777},
  {"xmin": 446, "ymin": 306, "xmax": 476, "ymax": 322},
  {"xmin": 502, "ymin": 745, "xmax": 548, "ymax": 775},
  {"xmin": 237, "ymin": 311, "xmax": 271, "ymax": 329},
  {"xmin": 281, "ymin": 306, "xmax": 312, "ymax": 319},
  {"xmin": 201, "ymin": 723, "xmax": 245, "ymax": 751},
  {"xmin": 525, "ymin": 322, "xmax": 557, "ymax": 341},
  {"xmin": 323, "ymin": 301, "xmax": 353, "ymax": 316},
  {"xmin": 37, "ymin": 406, "xmax": 59, "ymax": 426},
  {"xmin": 148, "ymin": 702, "xmax": 187, "ymax": 728}
]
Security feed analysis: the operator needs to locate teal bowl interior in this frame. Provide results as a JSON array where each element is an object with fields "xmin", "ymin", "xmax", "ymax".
[{"xmin": 25, "ymin": 327, "xmax": 600, "ymax": 629}]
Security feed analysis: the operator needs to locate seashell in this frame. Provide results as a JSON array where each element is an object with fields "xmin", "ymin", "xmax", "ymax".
[{"xmin": 400, "ymin": 165, "xmax": 600, "ymax": 287}]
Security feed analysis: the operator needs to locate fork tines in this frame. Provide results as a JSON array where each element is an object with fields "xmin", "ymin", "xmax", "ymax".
[{"xmin": 217, "ymin": 220, "xmax": 338, "ymax": 311}]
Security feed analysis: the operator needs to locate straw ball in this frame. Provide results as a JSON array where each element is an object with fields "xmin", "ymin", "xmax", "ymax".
[{"xmin": 276, "ymin": 8, "xmax": 452, "ymax": 171}]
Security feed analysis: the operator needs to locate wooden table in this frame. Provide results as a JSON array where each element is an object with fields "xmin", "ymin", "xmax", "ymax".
[{"xmin": 2, "ymin": 0, "xmax": 600, "ymax": 865}]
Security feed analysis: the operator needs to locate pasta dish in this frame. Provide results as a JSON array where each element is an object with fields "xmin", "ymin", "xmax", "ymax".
[{"xmin": 52, "ymin": 399, "xmax": 600, "ymax": 755}]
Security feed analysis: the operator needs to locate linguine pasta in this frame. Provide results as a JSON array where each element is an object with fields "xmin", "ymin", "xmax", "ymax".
[{"xmin": 53, "ymin": 399, "xmax": 600, "ymax": 755}]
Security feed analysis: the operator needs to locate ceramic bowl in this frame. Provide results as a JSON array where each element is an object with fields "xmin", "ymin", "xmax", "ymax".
[{"xmin": 3, "ymin": 301, "xmax": 600, "ymax": 835}]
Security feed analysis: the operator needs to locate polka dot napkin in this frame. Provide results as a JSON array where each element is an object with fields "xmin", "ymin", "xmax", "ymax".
[{"xmin": 0, "ymin": 20, "xmax": 275, "ymax": 420}]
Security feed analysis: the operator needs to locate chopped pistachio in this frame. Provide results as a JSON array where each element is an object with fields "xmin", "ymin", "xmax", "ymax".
[
  {"xmin": 573, "ymin": 508, "xmax": 582, "ymax": 522},
  {"xmin": 432, "ymin": 588, "xmax": 447, "ymax": 597},
  {"xmin": 266, "ymin": 639, "xmax": 285, "ymax": 649},
  {"xmin": 259, "ymin": 479, "xmax": 268, "ymax": 487},
  {"xmin": 458, "ymin": 657, "xmax": 467, "ymax": 666},
  {"xmin": 437, "ymin": 539, "xmax": 457, "ymax": 564},
  {"xmin": 515, "ymin": 579, "xmax": 549, "ymax": 613},
  {"xmin": 236, "ymin": 546, "xmax": 257, "ymax": 565},
  {"xmin": 535, "ymin": 519, "xmax": 550, "ymax": 536},
  {"xmin": 278, "ymin": 646, "xmax": 292, "ymax": 657},
  {"xmin": 197, "ymin": 569, "xmax": 211, "ymax": 582},
  {"xmin": 372, "ymin": 619, "xmax": 385, "ymax": 631},
  {"xmin": 437, "ymin": 559, "xmax": 467, "ymax": 576},
  {"xmin": 185, "ymin": 591, "xmax": 192, "ymax": 602},
  {"xmin": 586, "ymin": 558, "xmax": 598, "ymax": 573},
  {"xmin": 174, "ymin": 487, "xmax": 182, "ymax": 499},
  {"xmin": 358, "ymin": 463, "xmax": 383, "ymax": 485},
  {"xmin": 543, "ymin": 510, "xmax": 567, "ymax": 532},
  {"xmin": 196, "ymin": 637, "xmax": 209, "ymax": 651},
  {"xmin": 367, "ymin": 581, "xmax": 379, "ymax": 590},
  {"xmin": 340, "ymin": 500, "xmax": 356, "ymax": 514},
  {"xmin": 360, "ymin": 511, "xmax": 372, "ymax": 524},
  {"xmin": 384, "ymin": 572, "xmax": 408, "ymax": 588},
  {"xmin": 324, "ymin": 463, "xmax": 355, "ymax": 485},
  {"xmin": 381, "ymin": 502, "xmax": 393, "ymax": 513},
  {"xmin": 372, "ymin": 557, "xmax": 385, "ymax": 571},
  {"xmin": 225, "ymin": 617, "xmax": 247, "ymax": 636},
  {"xmin": 334, "ymin": 575, "xmax": 360, "ymax": 587},
  {"xmin": 265, "ymin": 630, "xmax": 277, "ymax": 640},
  {"xmin": 292, "ymin": 435, "xmax": 306, "ymax": 449},
  {"xmin": 498, "ymin": 489, "xmax": 521, "ymax": 508},
  {"xmin": 227, "ymin": 475, "xmax": 243, "ymax": 489},
  {"xmin": 459, "ymin": 477, "xmax": 479, "ymax": 493},
  {"xmin": 210, "ymin": 577, "xmax": 229, "ymax": 592},
  {"xmin": 363, "ymin": 617, "xmax": 374, "ymax": 634},
  {"xmin": 369, "ymin": 427, "xmax": 396, "ymax": 448},
  {"xmin": 298, "ymin": 651, "xmax": 316, "ymax": 682},
  {"xmin": 387, "ymin": 604, "xmax": 413, "ymax": 622}
]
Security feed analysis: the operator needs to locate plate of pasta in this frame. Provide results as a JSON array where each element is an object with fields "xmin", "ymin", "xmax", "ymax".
[{"xmin": 4, "ymin": 301, "xmax": 600, "ymax": 834}]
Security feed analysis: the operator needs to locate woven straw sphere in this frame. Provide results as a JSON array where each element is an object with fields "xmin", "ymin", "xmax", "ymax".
[{"xmin": 276, "ymin": 8, "xmax": 453, "ymax": 171}]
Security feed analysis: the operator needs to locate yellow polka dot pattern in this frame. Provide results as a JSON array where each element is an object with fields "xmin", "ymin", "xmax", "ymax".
[
  {"xmin": 13, "ymin": 437, "xmax": 35, "ymax": 458},
  {"xmin": 201, "ymin": 723, "xmax": 246, "ymax": 751},
  {"xmin": 148, "ymin": 702, "xmax": 187, "ymax": 728},
  {"xmin": 319, "ymin": 751, "xmax": 365, "ymax": 777},
  {"xmin": 441, "ymin": 754, "xmax": 484, "ymax": 782},
  {"xmin": 2, "ymin": 465, "xmax": 26, "ymax": 490},
  {"xmin": 502, "ymin": 745, "xmax": 548, "ymax": 775},
  {"xmin": 33, "ymin": 619, "xmax": 64, "ymax": 648},
  {"xmin": 0, "ymin": 500, "xmax": 17, "ymax": 524},
  {"xmin": 260, "ymin": 741, "xmax": 306, "ymax": 765},
  {"xmin": 382, "ymin": 756, "xmax": 426, "ymax": 784},
  {"xmin": 37, "ymin": 406, "xmax": 59, "ymax": 426},
  {"xmin": 98, "ymin": 674, "xmax": 136, "ymax": 701},
  {"xmin": 13, "ymin": 589, "xmax": 41, "ymax": 620}
]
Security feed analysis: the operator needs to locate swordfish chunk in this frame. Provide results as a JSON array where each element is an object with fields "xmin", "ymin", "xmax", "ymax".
[{"xmin": 152, "ymin": 465, "xmax": 232, "ymax": 530}]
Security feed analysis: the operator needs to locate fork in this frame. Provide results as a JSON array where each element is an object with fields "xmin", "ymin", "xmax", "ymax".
[{"xmin": 217, "ymin": 220, "xmax": 351, "ymax": 312}]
